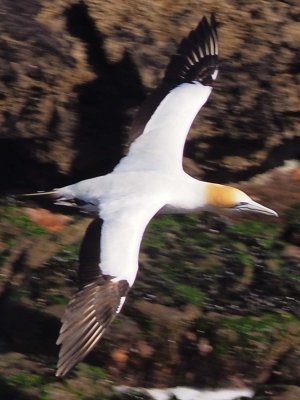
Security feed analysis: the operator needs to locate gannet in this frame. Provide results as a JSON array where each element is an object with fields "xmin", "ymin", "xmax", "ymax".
[{"xmin": 25, "ymin": 16, "xmax": 277, "ymax": 376}]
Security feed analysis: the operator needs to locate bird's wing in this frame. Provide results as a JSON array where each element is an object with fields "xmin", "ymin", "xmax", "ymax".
[
  {"xmin": 115, "ymin": 16, "xmax": 218, "ymax": 173},
  {"xmin": 56, "ymin": 204, "xmax": 161, "ymax": 376}
]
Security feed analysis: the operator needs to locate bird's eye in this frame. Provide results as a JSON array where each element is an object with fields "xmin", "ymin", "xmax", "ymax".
[{"xmin": 238, "ymin": 201, "xmax": 248, "ymax": 206}]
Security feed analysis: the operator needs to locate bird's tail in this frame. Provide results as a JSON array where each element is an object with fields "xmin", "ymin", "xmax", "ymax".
[
  {"xmin": 18, "ymin": 190, "xmax": 81, "ymax": 209},
  {"xmin": 19, "ymin": 190, "xmax": 59, "ymax": 199},
  {"xmin": 14, "ymin": 190, "xmax": 63, "ymax": 206}
]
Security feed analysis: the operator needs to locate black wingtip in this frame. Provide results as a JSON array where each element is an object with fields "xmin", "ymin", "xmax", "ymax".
[{"xmin": 163, "ymin": 15, "xmax": 219, "ymax": 86}]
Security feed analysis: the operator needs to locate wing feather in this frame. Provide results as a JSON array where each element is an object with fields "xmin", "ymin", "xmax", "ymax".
[
  {"xmin": 115, "ymin": 15, "xmax": 218, "ymax": 173},
  {"xmin": 163, "ymin": 15, "xmax": 218, "ymax": 86},
  {"xmin": 56, "ymin": 279, "xmax": 129, "ymax": 376},
  {"xmin": 56, "ymin": 205, "xmax": 161, "ymax": 376}
]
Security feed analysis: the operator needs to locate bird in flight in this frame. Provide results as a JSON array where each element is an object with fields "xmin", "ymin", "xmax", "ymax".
[{"xmin": 25, "ymin": 16, "xmax": 277, "ymax": 376}]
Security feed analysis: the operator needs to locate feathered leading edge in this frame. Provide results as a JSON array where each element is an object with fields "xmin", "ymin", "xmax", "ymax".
[
  {"xmin": 127, "ymin": 15, "xmax": 218, "ymax": 145},
  {"xmin": 56, "ymin": 218, "xmax": 129, "ymax": 377}
]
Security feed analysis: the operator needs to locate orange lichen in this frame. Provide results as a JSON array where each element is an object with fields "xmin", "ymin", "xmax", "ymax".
[
  {"xmin": 24, "ymin": 208, "xmax": 71, "ymax": 232},
  {"xmin": 111, "ymin": 348, "xmax": 128, "ymax": 364}
]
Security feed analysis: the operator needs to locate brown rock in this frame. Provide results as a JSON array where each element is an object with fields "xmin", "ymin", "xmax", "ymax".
[
  {"xmin": 197, "ymin": 338, "xmax": 213, "ymax": 355},
  {"xmin": 136, "ymin": 340, "xmax": 155, "ymax": 358},
  {"xmin": 0, "ymin": 1, "xmax": 299, "ymax": 190}
]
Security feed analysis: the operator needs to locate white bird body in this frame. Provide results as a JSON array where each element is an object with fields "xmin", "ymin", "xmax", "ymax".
[
  {"xmin": 24, "ymin": 16, "xmax": 277, "ymax": 376},
  {"xmin": 56, "ymin": 170, "xmax": 207, "ymax": 287},
  {"xmin": 114, "ymin": 82, "xmax": 212, "ymax": 173},
  {"xmin": 57, "ymin": 170, "xmax": 207, "ymax": 215}
]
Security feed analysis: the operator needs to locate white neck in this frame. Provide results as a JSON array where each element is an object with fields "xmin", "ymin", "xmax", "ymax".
[{"xmin": 162, "ymin": 175, "xmax": 208, "ymax": 214}]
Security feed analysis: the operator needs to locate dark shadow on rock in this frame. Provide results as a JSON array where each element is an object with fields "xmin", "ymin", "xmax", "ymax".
[
  {"xmin": 176, "ymin": 328, "xmax": 223, "ymax": 387},
  {"xmin": 0, "ymin": 251, "xmax": 60, "ymax": 360},
  {"xmin": 0, "ymin": 246, "xmax": 111, "ymax": 373},
  {"xmin": 0, "ymin": 138, "xmax": 66, "ymax": 194},
  {"xmin": 0, "ymin": 375, "xmax": 40, "ymax": 400},
  {"xmin": 184, "ymin": 57, "xmax": 300, "ymax": 183},
  {"xmin": 185, "ymin": 135, "xmax": 300, "ymax": 183},
  {"xmin": 65, "ymin": 1, "xmax": 146, "ymax": 181},
  {"xmin": 0, "ymin": 0, "xmax": 76, "ymax": 193},
  {"xmin": 0, "ymin": 299, "xmax": 60, "ymax": 359}
]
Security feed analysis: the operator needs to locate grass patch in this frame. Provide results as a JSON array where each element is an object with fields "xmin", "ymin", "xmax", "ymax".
[
  {"xmin": 2, "ymin": 232, "xmax": 17, "ymax": 248},
  {"xmin": 46, "ymin": 293, "xmax": 69, "ymax": 305},
  {"xmin": 195, "ymin": 313, "xmax": 300, "ymax": 359},
  {"xmin": 143, "ymin": 216, "xmax": 180, "ymax": 249},
  {"xmin": 58, "ymin": 242, "xmax": 81, "ymax": 262},
  {"xmin": 284, "ymin": 202, "xmax": 300, "ymax": 235},
  {"xmin": 77, "ymin": 364, "xmax": 109, "ymax": 382},
  {"xmin": 228, "ymin": 220, "xmax": 280, "ymax": 249},
  {"xmin": 220, "ymin": 313, "xmax": 298, "ymax": 338},
  {"xmin": 11, "ymin": 288, "xmax": 30, "ymax": 302},
  {"xmin": 6, "ymin": 372, "xmax": 43, "ymax": 389},
  {"xmin": 175, "ymin": 283, "xmax": 204, "ymax": 307},
  {"xmin": 216, "ymin": 313, "xmax": 300, "ymax": 355},
  {"xmin": 0, "ymin": 205, "xmax": 46, "ymax": 236},
  {"xmin": 125, "ymin": 305, "xmax": 153, "ymax": 333}
]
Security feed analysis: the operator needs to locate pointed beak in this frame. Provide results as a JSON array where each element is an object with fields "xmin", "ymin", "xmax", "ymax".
[{"xmin": 235, "ymin": 201, "xmax": 278, "ymax": 217}]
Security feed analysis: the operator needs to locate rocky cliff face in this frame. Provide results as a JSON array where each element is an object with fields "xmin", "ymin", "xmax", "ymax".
[
  {"xmin": 0, "ymin": 0, "xmax": 299, "ymax": 191},
  {"xmin": 0, "ymin": 1, "xmax": 299, "ymax": 400}
]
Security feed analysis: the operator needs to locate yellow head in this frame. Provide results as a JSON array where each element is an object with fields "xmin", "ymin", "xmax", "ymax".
[{"xmin": 206, "ymin": 183, "xmax": 278, "ymax": 216}]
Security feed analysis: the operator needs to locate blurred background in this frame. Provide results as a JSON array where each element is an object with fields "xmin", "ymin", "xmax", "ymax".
[{"xmin": 0, "ymin": 1, "xmax": 299, "ymax": 399}]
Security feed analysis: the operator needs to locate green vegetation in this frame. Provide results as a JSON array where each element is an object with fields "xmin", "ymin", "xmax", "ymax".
[
  {"xmin": 0, "ymin": 232, "xmax": 18, "ymax": 268},
  {"xmin": 11, "ymin": 288, "xmax": 30, "ymax": 301},
  {"xmin": 6, "ymin": 372, "xmax": 43, "ymax": 389},
  {"xmin": 58, "ymin": 242, "xmax": 81, "ymax": 262},
  {"xmin": 175, "ymin": 283, "xmax": 204, "ymax": 307},
  {"xmin": 195, "ymin": 312, "xmax": 300, "ymax": 363},
  {"xmin": 137, "ymin": 210, "xmax": 298, "ymax": 310},
  {"xmin": 125, "ymin": 306, "xmax": 153, "ymax": 333},
  {"xmin": 143, "ymin": 215, "xmax": 181, "ymax": 249},
  {"xmin": 2, "ymin": 232, "xmax": 17, "ymax": 247},
  {"xmin": 285, "ymin": 202, "xmax": 300, "ymax": 235},
  {"xmin": 227, "ymin": 220, "xmax": 280, "ymax": 249},
  {"xmin": 77, "ymin": 363, "xmax": 109, "ymax": 383},
  {"xmin": 0, "ymin": 200, "xmax": 300, "ymax": 395},
  {"xmin": 46, "ymin": 293, "xmax": 69, "ymax": 305},
  {"xmin": 0, "ymin": 365, "xmax": 113, "ymax": 400},
  {"xmin": 215, "ymin": 313, "xmax": 300, "ymax": 357},
  {"xmin": 220, "ymin": 313, "xmax": 298, "ymax": 340},
  {"xmin": 0, "ymin": 205, "xmax": 46, "ymax": 236}
]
